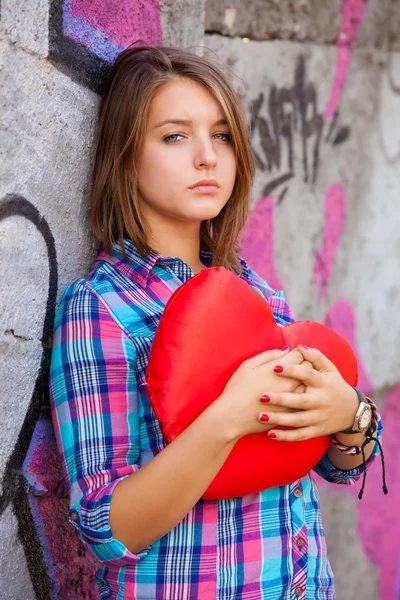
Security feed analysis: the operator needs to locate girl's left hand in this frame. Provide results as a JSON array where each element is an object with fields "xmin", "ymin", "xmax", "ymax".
[{"xmin": 258, "ymin": 345, "xmax": 360, "ymax": 441}]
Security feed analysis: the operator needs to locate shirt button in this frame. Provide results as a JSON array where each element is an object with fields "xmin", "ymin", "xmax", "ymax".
[
  {"xmin": 295, "ymin": 586, "xmax": 304, "ymax": 596},
  {"xmin": 70, "ymin": 511, "xmax": 79, "ymax": 522},
  {"xmin": 293, "ymin": 488, "xmax": 302, "ymax": 498},
  {"xmin": 296, "ymin": 537, "xmax": 306, "ymax": 548}
]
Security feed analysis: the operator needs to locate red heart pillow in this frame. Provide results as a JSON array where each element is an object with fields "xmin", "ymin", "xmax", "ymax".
[{"xmin": 147, "ymin": 267, "xmax": 358, "ymax": 500}]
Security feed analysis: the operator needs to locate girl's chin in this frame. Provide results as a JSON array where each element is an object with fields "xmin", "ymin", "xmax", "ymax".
[
  {"xmin": 186, "ymin": 203, "xmax": 226, "ymax": 222},
  {"xmin": 187, "ymin": 211, "xmax": 222, "ymax": 223},
  {"xmin": 153, "ymin": 201, "xmax": 227, "ymax": 224}
]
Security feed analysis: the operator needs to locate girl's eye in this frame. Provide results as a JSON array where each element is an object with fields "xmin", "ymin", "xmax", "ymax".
[
  {"xmin": 163, "ymin": 134, "xmax": 184, "ymax": 144},
  {"xmin": 163, "ymin": 132, "xmax": 232, "ymax": 144},
  {"xmin": 213, "ymin": 132, "xmax": 231, "ymax": 143}
]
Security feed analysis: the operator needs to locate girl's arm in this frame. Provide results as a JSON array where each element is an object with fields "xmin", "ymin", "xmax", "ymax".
[
  {"xmin": 111, "ymin": 346, "xmax": 302, "ymax": 553},
  {"xmin": 110, "ymin": 401, "xmax": 235, "ymax": 553},
  {"xmin": 325, "ymin": 429, "xmax": 375, "ymax": 470},
  {"xmin": 51, "ymin": 279, "xmax": 302, "ymax": 559}
]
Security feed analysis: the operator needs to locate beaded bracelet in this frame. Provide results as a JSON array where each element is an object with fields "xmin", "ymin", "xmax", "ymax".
[{"xmin": 329, "ymin": 393, "xmax": 387, "ymax": 500}]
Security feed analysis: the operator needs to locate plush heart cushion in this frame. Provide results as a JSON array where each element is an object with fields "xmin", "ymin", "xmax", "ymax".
[{"xmin": 147, "ymin": 267, "xmax": 358, "ymax": 500}]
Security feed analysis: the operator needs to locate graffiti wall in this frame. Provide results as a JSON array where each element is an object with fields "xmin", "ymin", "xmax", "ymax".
[{"xmin": 0, "ymin": 0, "xmax": 399, "ymax": 598}]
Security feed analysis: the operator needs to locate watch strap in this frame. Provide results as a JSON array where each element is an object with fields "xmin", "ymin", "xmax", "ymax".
[{"xmin": 340, "ymin": 388, "xmax": 375, "ymax": 434}]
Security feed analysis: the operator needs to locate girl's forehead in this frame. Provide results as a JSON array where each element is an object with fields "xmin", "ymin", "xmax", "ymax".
[{"xmin": 148, "ymin": 79, "xmax": 225, "ymax": 124}]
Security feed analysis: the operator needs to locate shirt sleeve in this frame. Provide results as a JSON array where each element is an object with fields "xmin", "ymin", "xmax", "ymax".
[
  {"xmin": 246, "ymin": 266, "xmax": 384, "ymax": 485},
  {"xmin": 50, "ymin": 279, "xmax": 149, "ymax": 567}
]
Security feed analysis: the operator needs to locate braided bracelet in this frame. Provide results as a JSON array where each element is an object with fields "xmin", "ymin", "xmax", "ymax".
[
  {"xmin": 330, "ymin": 394, "xmax": 378, "ymax": 455},
  {"xmin": 329, "ymin": 395, "xmax": 387, "ymax": 500}
]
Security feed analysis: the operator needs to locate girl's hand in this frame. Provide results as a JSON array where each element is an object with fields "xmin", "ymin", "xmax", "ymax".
[
  {"xmin": 212, "ymin": 347, "xmax": 309, "ymax": 442},
  {"xmin": 257, "ymin": 345, "xmax": 360, "ymax": 441},
  {"xmin": 267, "ymin": 349, "xmax": 310, "ymax": 394}
]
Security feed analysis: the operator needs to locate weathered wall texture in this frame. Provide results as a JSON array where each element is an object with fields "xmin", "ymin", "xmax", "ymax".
[{"xmin": 0, "ymin": 1, "xmax": 399, "ymax": 599}]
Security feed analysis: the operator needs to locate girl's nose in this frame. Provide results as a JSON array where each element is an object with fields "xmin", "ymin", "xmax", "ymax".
[{"xmin": 194, "ymin": 139, "xmax": 217, "ymax": 169}]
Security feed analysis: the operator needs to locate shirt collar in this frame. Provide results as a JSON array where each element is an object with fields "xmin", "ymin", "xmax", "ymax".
[{"xmin": 102, "ymin": 238, "xmax": 248, "ymax": 288}]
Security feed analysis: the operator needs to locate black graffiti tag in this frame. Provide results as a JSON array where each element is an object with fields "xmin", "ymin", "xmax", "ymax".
[
  {"xmin": 0, "ymin": 194, "xmax": 58, "ymax": 598},
  {"xmin": 250, "ymin": 55, "xmax": 350, "ymax": 202}
]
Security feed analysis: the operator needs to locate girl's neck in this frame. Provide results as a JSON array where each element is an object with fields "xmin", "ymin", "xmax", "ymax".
[{"xmin": 149, "ymin": 225, "xmax": 205, "ymax": 274}]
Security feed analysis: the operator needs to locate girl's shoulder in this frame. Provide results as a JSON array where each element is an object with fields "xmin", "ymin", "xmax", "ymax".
[
  {"xmin": 55, "ymin": 253, "xmax": 116, "ymax": 313},
  {"xmin": 54, "ymin": 252, "xmax": 149, "ymax": 337}
]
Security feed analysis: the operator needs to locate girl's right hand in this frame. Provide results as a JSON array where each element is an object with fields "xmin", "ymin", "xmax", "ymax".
[{"xmin": 211, "ymin": 347, "xmax": 310, "ymax": 443}]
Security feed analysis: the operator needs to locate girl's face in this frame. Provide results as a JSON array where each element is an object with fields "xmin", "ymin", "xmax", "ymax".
[{"xmin": 137, "ymin": 78, "xmax": 237, "ymax": 229}]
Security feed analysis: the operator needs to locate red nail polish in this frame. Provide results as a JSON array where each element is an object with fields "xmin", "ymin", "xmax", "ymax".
[
  {"xmin": 260, "ymin": 394, "xmax": 270, "ymax": 402},
  {"xmin": 274, "ymin": 365, "xmax": 284, "ymax": 373},
  {"xmin": 260, "ymin": 414, "xmax": 270, "ymax": 422},
  {"xmin": 280, "ymin": 345, "xmax": 289, "ymax": 351},
  {"xmin": 300, "ymin": 344, "xmax": 309, "ymax": 350},
  {"xmin": 269, "ymin": 432, "xmax": 277, "ymax": 439}
]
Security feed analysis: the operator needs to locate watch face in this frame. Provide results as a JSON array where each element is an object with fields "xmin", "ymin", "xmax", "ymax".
[{"xmin": 360, "ymin": 407, "xmax": 372, "ymax": 429}]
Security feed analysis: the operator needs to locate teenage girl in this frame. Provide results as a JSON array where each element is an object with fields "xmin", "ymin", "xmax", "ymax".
[{"xmin": 50, "ymin": 46, "xmax": 383, "ymax": 600}]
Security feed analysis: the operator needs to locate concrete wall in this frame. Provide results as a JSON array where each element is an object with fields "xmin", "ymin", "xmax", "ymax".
[{"xmin": 0, "ymin": 1, "xmax": 398, "ymax": 598}]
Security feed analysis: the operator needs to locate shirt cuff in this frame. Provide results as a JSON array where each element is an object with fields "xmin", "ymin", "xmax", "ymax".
[
  {"xmin": 69, "ymin": 474, "xmax": 151, "ymax": 566},
  {"xmin": 313, "ymin": 414, "xmax": 383, "ymax": 485}
]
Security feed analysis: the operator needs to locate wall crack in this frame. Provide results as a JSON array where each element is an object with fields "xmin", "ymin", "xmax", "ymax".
[{"xmin": 4, "ymin": 329, "xmax": 34, "ymax": 342}]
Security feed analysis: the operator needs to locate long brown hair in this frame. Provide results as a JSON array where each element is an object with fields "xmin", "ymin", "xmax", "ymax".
[{"xmin": 90, "ymin": 45, "xmax": 255, "ymax": 273}]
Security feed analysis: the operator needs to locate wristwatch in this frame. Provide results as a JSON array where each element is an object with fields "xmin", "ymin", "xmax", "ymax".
[{"xmin": 340, "ymin": 388, "xmax": 373, "ymax": 434}]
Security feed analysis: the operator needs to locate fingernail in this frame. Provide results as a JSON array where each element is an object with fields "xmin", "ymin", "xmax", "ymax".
[
  {"xmin": 269, "ymin": 432, "xmax": 277, "ymax": 439},
  {"xmin": 260, "ymin": 414, "xmax": 270, "ymax": 422},
  {"xmin": 260, "ymin": 394, "xmax": 270, "ymax": 402},
  {"xmin": 280, "ymin": 345, "xmax": 289, "ymax": 351},
  {"xmin": 274, "ymin": 365, "xmax": 284, "ymax": 373},
  {"xmin": 299, "ymin": 344, "xmax": 309, "ymax": 350}
]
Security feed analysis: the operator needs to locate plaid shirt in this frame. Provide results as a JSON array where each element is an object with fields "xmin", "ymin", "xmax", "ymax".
[{"xmin": 50, "ymin": 240, "xmax": 382, "ymax": 600}]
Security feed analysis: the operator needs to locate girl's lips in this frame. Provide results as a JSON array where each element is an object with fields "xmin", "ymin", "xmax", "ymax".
[{"xmin": 190, "ymin": 185, "xmax": 219, "ymax": 193}]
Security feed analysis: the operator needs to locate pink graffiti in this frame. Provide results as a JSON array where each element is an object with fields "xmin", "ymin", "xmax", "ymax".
[
  {"xmin": 325, "ymin": 0, "xmax": 367, "ymax": 120},
  {"xmin": 356, "ymin": 385, "xmax": 400, "ymax": 599},
  {"xmin": 312, "ymin": 184, "xmax": 346, "ymax": 299},
  {"xmin": 313, "ymin": 384, "xmax": 399, "ymax": 599},
  {"xmin": 240, "ymin": 194, "xmax": 286, "ymax": 294},
  {"xmin": 67, "ymin": 0, "xmax": 162, "ymax": 60},
  {"xmin": 309, "ymin": 186, "xmax": 397, "ymax": 598},
  {"xmin": 23, "ymin": 420, "xmax": 98, "ymax": 599}
]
